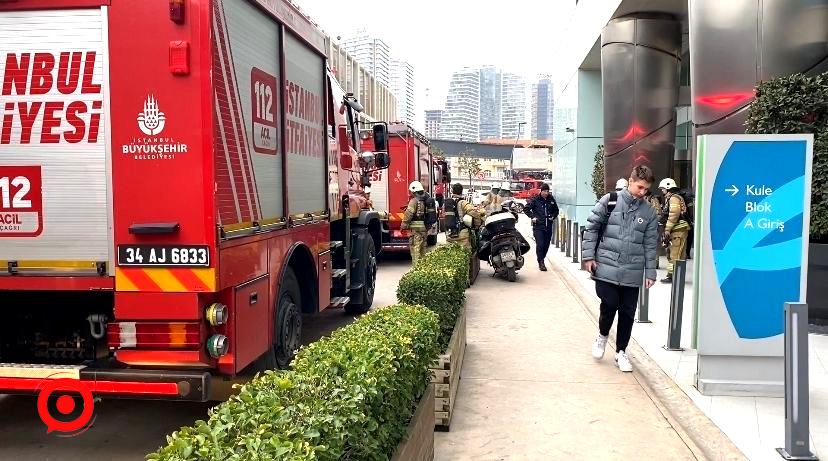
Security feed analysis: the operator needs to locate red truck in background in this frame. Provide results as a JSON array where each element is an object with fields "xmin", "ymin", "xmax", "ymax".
[
  {"xmin": 0, "ymin": 0, "xmax": 389, "ymax": 401},
  {"xmin": 511, "ymin": 179, "xmax": 544, "ymax": 200},
  {"xmin": 361, "ymin": 122, "xmax": 449, "ymax": 251}
]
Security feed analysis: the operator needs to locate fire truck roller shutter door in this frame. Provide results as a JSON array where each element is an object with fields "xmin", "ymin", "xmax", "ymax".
[
  {"xmin": 216, "ymin": 0, "xmax": 283, "ymax": 227},
  {"xmin": 284, "ymin": 33, "xmax": 326, "ymax": 218}
]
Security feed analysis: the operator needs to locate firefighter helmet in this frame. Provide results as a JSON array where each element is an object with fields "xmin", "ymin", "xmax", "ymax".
[
  {"xmin": 659, "ymin": 178, "xmax": 677, "ymax": 190},
  {"xmin": 615, "ymin": 178, "xmax": 628, "ymax": 190},
  {"xmin": 408, "ymin": 181, "xmax": 424, "ymax": 193}
]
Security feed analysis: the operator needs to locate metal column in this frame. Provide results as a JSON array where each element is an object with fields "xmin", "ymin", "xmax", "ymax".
[
  {"xmin": 777, "ymin": 302, "xmax": 819, "ymax": 461},
  {"xmin": 565, "ymin": 219, "xmax": 572, "ymax": 257},
  {"xmin": 664, "ymin": 259, "xmax": 686, "ymax": 351},
  {"xmin": 637, "ymin": 271, "xmax": 652, "ymax": 323},
  {"xmin": 571, "ymin": 222, "xmax": 579, "ymax": 263}
]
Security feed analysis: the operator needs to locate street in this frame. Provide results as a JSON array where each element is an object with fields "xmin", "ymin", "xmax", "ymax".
[{"xmin": 0, "ymin": 252, "xmax": 412, "ymax": 461}]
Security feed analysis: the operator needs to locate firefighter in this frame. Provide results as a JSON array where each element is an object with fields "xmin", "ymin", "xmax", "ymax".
[
  {"xmin": 482, "ymin": 184, "xmax": 503, "ymax": 214},
  {"xmin": 659, "ymin": 178, "xmax": 690, "ymax": 283},
  {"xmin": 401, "ymin": 181, "xmax": 429, "ymax": 265},
  {"xmin": 445, "ymin": 183, "xmax": 484, "ymax": 250}
]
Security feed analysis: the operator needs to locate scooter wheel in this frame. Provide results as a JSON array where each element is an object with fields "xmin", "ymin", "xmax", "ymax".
[{"xmin": 507, "ymin": 267, "xmax": 517, "ymax": 282}]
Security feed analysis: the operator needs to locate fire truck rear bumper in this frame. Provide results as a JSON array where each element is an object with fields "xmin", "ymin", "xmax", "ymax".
[{"xmin": 0, "ymin": 364, "xmax": 210, "ymax": 401}]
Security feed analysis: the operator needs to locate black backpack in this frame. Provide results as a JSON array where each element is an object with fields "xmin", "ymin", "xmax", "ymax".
[
  {"xmin": 596, "ymin": 192, "xmax": 618, "ymax": 246},
  {"xmin": 443, "ymin": 197, "xmax": 461, "ymax": 237},
  {"xmin": 678, "ymin": 189, "xmax": 695, "ymax": 227},
  {"xmin": 424, "ymin": 195, "xmax": 438, "ymax": 229}
]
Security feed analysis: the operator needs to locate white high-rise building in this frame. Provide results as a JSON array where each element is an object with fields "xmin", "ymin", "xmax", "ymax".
[
  {"xmin": 391, "ymin": 60, "xmax": 416, "ymax": 125},
  {"xmin": 478, "ymin": 65, "xmax": 502, "ymax": 140},
  {"xmin": 424, "ymin": 110, "xmax": 444, "ymax": 139},
  {"xmin": 532, "ymin": 75, "xmax": 555, "ymax": 140},
  {"xmin": 342, "ymin": 30, "xmax": 392, "ymax": 88},
  {"xmin": 501, "ymin": 72, "xmax": 527, "ymax": 139},
  {"xmin": 441, "ymin": 68, "xmax": 480, "ymax": 141}
]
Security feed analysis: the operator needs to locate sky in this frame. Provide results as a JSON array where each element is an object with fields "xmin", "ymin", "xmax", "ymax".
[{"xmin": 292, "ymin": 0, "xmax": 575, "ymax": 126}]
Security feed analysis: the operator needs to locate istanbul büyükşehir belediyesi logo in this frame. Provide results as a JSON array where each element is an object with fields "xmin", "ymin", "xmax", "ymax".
[
  {"xmin": 137, "ymin": 95, "xmax": 166, "ymax": 136},
  {"xmin": 122, "ymin": 95, "xmax": 188, "ymax": 160}
]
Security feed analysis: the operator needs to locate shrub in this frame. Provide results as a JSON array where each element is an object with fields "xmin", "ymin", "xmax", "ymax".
[
  {"xmin": 397, "ymin": 244, "xmax": 470, "ymax": 349},
  {"xmin": 592, "ymin": 144, "xmax": 606, "ymax": 201},
  {"xmin": 746, "ymin": 72, "xmax": 828, "ymax": 241},
  {"xmin": 147, "ymin": 305, "xmax": 440, "ymax": 461}
]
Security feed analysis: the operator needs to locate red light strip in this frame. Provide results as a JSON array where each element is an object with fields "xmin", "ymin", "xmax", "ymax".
[{"xmin": 0, "ymin": 377, "xmax": 179, "ymax": 396}]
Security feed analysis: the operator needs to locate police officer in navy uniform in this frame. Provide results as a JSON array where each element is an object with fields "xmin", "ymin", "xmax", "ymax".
[{"xmin": 523, "ymin": 183, "xmax": 559, "ymax": 271}]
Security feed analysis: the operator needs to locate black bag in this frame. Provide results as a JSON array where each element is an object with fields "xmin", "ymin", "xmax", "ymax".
[
  {"xmin": 596, "ymin": 191, "xmax": 618, "ymax": 246},
  {"xmin": 424, "ymin": 195, "xmax": 438, "ymax": 229},
  {"xmin": 443, "ymin": 197, "xmax": 460, "ymax": 238}
]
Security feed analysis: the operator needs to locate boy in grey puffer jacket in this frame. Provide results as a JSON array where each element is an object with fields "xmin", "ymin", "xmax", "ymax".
[{"xmin": 582, "ymin": 165, "xmax": 659, "ymax": 372}]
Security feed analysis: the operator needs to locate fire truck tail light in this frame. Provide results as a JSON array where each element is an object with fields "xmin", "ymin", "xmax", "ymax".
[
  {"xmin": 170, "ymin": 0, "xmax": 186, "ymax": 24},
  {"xmin": 107, "ymin": 322, "xmax": 200, "ymax": 349}
]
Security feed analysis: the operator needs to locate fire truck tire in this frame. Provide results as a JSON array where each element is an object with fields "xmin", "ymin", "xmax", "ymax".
[
  {"xmin": 345, "ymin": 237, "xmax": 376, "ymax": 315},
  {"xmin": 255, "ymin": 267, "xmax": 302, "ymax": 371},
  {"xmin": 426, "ymin": 234, "xmax": 438, "ymax": 246}
]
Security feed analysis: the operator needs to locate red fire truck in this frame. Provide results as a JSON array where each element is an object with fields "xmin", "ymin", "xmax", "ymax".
[
  {"xmin": 0, "ymin": 0, "xmax": 389, "ymax": 401},
  {"xmin": 361, "ymin": 122, "xmax": 449, "ymax": 250}
]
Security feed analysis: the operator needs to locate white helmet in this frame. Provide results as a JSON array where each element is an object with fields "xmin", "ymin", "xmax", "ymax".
[
  {"xmin": 462, "ymin": 214, "xmax": 474, "ymax": 227},
  {"xmin": 408, "ymin": 181, "xmax": 424, "ymax": 193},
  {"xmin": 500, "ymin": 181, "xmax": 511, "ymax": 190},
  {"xmin": 615, "ymin": 178, "xmax": 628, "ymax": 190},
  {"xmin": 659, "ymin": 178, "xmax": 677, "ymax": 190}
]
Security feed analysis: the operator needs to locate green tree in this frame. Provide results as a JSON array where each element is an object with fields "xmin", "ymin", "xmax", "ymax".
[
  {"xmin": 746, "ymin": 72, "xmax": 827, "ymax": 241},
  {"xmin": 457, "ymin": 150, "xmax": 482, "ymax": 185},
  {"xmin": 592, "ymin": 145, "xmax": 606, "ymax": 201}
]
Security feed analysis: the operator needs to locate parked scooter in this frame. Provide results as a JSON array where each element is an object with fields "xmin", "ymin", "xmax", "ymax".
[{"xmin": 476, "ymin": 203, "xmax": 531, "ymax": 282}]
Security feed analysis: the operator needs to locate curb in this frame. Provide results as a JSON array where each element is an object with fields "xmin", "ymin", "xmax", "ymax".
[{"xmin": 547, "ymin": 253, "xmax": 748, "ymax": 461}]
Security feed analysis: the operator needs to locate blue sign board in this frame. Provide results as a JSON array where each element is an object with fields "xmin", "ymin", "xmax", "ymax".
[{"xmin": 694, "ymin": 134, "xmax": 813, "ymax": 395}]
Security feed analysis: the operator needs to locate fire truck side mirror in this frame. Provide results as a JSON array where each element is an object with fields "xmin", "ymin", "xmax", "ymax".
[
  {"xmin": 372, "ymin": 123, "xmax": 388, "ymax": 152},
  {"xmin": 374, "ymin": 151, "xmax": 390, "ymax": 170},
  {"xmin": 337, "ymin": 125, "xmax": 353, "ymax": 169},
  {"xmin": 442, "ymin": 164, "xmax": 451, "ymax": 182}
]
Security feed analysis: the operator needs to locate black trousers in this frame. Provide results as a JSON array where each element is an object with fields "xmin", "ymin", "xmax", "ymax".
[
  {"xmin": 595, "ymin": 279, "xmax": 639, "ymax": 352},
  {"xmin": 533, "ymin": 226, "xmax": 553, "ymax": 263}
]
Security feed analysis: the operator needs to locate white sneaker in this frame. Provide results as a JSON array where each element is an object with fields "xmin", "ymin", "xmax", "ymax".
[
  {"xmin": 591, "ymin": 334, "xmax": 608, "ymax": 360},
  {"xmin": 615, "ymin": 350, "xmax": 633, "ymax": 372}
]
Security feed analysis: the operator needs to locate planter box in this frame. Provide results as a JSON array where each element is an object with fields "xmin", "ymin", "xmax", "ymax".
[
  {"xmin": 391, "ymin": 384, "xmax": 435, "ymax": 461},
  {"xmin": 430, "ymin": 305, "xmax": 467, "ymax": 431}
]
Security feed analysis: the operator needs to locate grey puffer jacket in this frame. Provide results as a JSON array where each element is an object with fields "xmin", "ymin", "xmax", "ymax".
[{"xmin": 582, "ymin": 190, "xmax": 659, "ymax": 287}]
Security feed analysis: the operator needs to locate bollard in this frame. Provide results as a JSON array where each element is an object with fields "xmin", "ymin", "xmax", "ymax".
[
  {"xmin": 664, "ymin": 259, "xmax": 686, "ymax": 351},
  {"xmin": 579, "ymin": 226, "xmax": 587, "ymax": 270},
  {"xmin": 565, "ymin": 219, "xmax": 572, "ymax": 257},
  {"xmin": 561, "ymin": 218, "xmax": 568, "ymax": 253},
  {"xmin": 572, "ymin": 221, "xmax": 579, "ymax": 263},
  {"xmin": 636, "ymin": 271, "xmax": 652, "ymax": 323},
  {"xmin": 553, "ymin": 218, "xmax": 560, "ymax": 247},
  {"xmin": 552, "ymin": 218, "xmax": 558, "ymax": 246},
  {"xmin": 777, "ymin": 303, "xmax": 819, "ymax": 461}
]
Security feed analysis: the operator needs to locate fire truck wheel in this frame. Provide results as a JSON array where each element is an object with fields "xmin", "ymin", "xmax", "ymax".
[
  {"xmin": 426, "ymin": 234, "xmax": 438, "ymax": 246},
  {"xmin": 273, "ymin": 267, "xmax": 302, "ymax": 369},
  {"xmin": 345, "ymin": 237, "xmax": 376, "ymax": 315}
]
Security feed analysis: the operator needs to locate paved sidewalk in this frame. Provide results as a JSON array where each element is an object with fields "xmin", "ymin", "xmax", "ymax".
[
  {"xmin": 434, "ymin": 224, "xmax": 700, "ymax": 460},
  {"xmin": 546, "ymin": 231, "xmax": 828, "ymax": 461}
]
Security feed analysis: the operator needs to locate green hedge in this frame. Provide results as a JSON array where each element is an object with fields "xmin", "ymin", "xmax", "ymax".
[
  {"xmin": 397, "ymin": 244, "xmax": 470, "ymax": 349},
  {"xmin": 147, "ymin": 304, "xmax": 440, "ymax": 461},
  {"xmin": 746, "ymin": 72, "xmax": 828, "ymax": 241}
]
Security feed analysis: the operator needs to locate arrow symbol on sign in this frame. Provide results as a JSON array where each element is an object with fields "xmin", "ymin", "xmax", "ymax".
[{"xmin": 725, "ymin": 185, "xmax": 739, "ymax": 196}]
